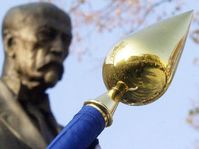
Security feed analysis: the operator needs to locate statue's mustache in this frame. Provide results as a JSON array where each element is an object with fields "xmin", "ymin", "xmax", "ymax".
[
  {"xmin": 38, "ymin": 61, "xmax": 64, "ymax": 73},
  {"xmin": 38, "ymin": 54, "xmax": 63, "ymax": 70}
]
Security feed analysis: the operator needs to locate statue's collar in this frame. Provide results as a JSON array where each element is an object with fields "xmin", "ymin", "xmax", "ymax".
[
  {"xmin": 1, "ymin": 76, "xmax": 21, "ymax": 96},
  {"xmin": 1, "ymin": 76, "xmax": 48, "ymax": 103}
]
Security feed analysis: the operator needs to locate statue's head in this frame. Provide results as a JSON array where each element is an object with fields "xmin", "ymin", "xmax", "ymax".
[{"xmin": 1, "ymin": 2, "xmax": 72, "ymax": 91}]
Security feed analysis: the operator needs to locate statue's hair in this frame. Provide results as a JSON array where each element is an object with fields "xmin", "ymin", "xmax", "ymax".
[{"xmin": 2, "ymin": 2, "xmax": 71, "ymax": 39}]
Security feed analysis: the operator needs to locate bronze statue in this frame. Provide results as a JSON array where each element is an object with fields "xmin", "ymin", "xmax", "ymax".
[{"xmin": 0, "ymin": 2, "xmax": 72, "ymax": 149}]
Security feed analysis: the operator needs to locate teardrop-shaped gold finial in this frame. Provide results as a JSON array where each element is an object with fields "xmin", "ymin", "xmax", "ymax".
[{"xmin": 103, "ymin": 11, "xmax": 193, "ymax": 106}]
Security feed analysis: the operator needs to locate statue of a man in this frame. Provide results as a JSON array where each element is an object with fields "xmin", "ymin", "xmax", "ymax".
[{"xmin": 0, "ymin": 2, "xmax": 72, "ymax": 149}]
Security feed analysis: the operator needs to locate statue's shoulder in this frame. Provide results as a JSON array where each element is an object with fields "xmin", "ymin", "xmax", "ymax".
[
  {"xmin": 0, "ymin": 117, "xmax": 31, "ymax": 149},
  {"xmin": 0, "ymin": 80, "xmax": 14, "ymax": 111}
]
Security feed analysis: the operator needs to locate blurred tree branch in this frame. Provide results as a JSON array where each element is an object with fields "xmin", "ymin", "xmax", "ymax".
[{"xmin": 39, "ymin": 0, "xmax": 199, "ymax": 58}]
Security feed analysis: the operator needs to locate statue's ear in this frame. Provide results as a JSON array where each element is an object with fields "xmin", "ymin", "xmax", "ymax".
[{"xmin": 3, "ymin": 31, "xmax": 16, "ymax": 58}]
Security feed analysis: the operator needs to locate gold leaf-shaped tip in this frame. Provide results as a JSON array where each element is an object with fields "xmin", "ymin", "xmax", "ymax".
[{"xmin": 103, "ymin": 11, "xmax": 193, "ymax": 106}]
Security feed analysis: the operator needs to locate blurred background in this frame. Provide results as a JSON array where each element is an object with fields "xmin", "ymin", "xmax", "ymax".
[{"xmin": 0, "ymin": 0, "xmax": 199, "ymax": 148}]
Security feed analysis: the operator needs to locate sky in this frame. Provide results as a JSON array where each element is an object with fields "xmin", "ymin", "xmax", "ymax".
[{"xmin": 0, "ymin": 0, "xmax": 199, "ymax": 149}]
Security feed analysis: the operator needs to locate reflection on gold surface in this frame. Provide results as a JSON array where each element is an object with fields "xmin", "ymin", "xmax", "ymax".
[{"xmin": 103, "ymin": 54, "xmax": 167, "ymax": 105}]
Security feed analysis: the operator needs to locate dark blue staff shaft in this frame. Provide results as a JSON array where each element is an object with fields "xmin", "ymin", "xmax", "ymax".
[{"xmin": 47, "ymin": 106, "xmax": 105, "ymax": 149}]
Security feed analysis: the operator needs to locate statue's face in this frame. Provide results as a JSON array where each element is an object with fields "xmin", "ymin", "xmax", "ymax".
[{"xmin": 10, "ymin": 15, "xmax": 72, "ymax": 89}]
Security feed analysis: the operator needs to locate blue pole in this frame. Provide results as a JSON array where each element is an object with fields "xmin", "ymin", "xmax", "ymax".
[{"xmin": 47, "ymin": 106, "xmax": 105, "ymax": 149}]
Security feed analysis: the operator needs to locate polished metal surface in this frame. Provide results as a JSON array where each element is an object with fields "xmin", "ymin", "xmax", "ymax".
[
  {"xmin": 103, "ymin": 11, "xmax": 193, "ymax": 105},
  {"xmin": 85, "ymin": 11, "xmax": 193, "ymax": 127}
]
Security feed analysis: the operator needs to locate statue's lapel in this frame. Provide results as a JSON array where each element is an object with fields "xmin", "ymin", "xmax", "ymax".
[{"xmin": 0, "ymin": 81, "xmax": 47, "ymax": 149}]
